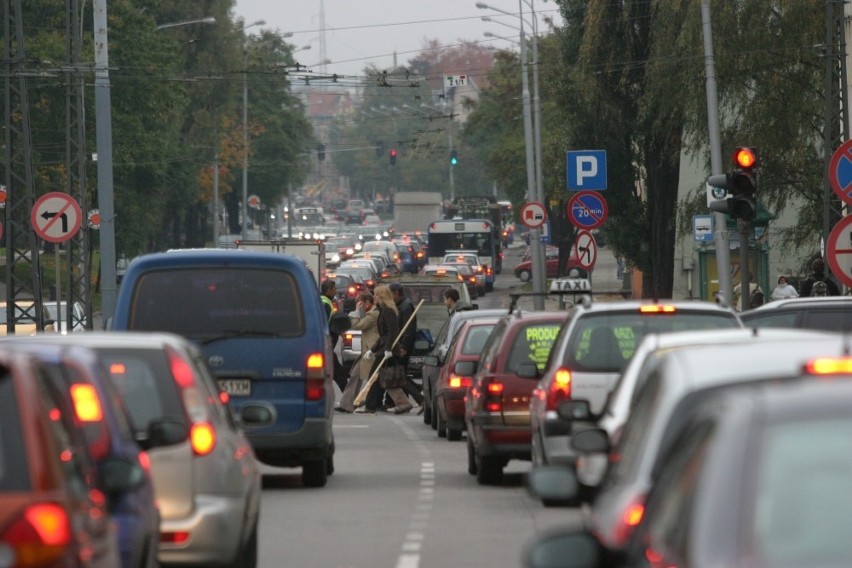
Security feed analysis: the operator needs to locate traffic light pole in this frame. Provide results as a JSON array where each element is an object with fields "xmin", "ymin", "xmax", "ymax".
[
  {"xmin": 701, "ymin": 1, "xmax": 733, "ymax": 306},
  {"xmin": 738, "ymin": 219, "xmax": 751, "ymax": 311}
]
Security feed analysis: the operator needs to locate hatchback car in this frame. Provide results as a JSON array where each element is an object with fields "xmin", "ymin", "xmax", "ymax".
[
  {"xmin": 740, "ymin": 295, "xmax": 852, "ymax": 331},
  {"xmin": 421, "ymin": 309, "xmax": 508, "ymax": 426},
  {"xmin": 0, "ymin": 337, "xmax": 160, "ymax": 568},
  {"xmin": 564, "ymin": 329, "xmax": 852, "ymax": 551},
  {"xmin": 525, "ymin": 355, "xmax": 852, "ymax": 568},
  {"xmin": 465, "ymin": 311, "xmax": 568, "ymax": 485},
  {"xmin": 433, "ymin": 317, "xmax": 502, "ymax": 440},
  {"xmin": 0, "ymin": 347, "xmax": 121, "ymax": 568},
  {"xmin": 529, "ymin": 299, "xmax": 741, "ymax": 475},
  {"xmin": 42, "ymin": 332, "xmax": 262, "ymax": 567}
]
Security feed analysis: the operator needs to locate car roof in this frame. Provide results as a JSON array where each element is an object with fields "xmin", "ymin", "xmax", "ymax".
[
  {"xmin": 742, "ymin": 295, "xmax": 852, "ymax": 313},
  {"xmin": 572, "ymin": 299, "xmax": 739, "ymax": 316},
  {"xmin": 0, "ymin": 331, "xmax": 192, "ymax": 350}
]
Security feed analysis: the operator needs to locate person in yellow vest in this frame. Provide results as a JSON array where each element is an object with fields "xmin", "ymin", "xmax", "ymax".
[{"xmin": 320, "ymin": 279, "xmax": 346, "ymax": 392}]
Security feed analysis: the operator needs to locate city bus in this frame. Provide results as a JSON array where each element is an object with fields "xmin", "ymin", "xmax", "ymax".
[{"xmin": 427, "ymin": 219, "xmax": 502, "ymax": 284}]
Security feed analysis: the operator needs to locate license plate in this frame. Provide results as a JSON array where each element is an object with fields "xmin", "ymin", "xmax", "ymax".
[
  {"xmin": 408, "ymin": 356, "xmax": 425, "ymax": 366},
  {"xmin": 218, "ymin": 379, "xmax": 251, "ymax": 396}
]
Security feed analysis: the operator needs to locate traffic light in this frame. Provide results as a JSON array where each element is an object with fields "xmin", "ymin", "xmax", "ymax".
[
  {"xmin": 389, "ymin": 148, "xmax": 397, "ymax": 166},
  {"xmin": 376, "ymin": 140, "xmax": 385, "ymax": 158},
  {"xmin": 450, "ymin": 148, "xmax": 458, "ymax": 166},
  {"xmin": 317, "ymin": 143, "xmax": 326, "ymax": 161},
  {"xmin": 705, "ymin": 147, "xmax": 758, "ymax": 220}
]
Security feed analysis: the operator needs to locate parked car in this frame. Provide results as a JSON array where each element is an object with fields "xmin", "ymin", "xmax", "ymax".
[
  {"xmin": 421, "ymin": 309, "xmax": 508, "ymax": 427},
  {"xmin": 0, "ymin": 347, "xmax": 121, "ymax": 568},
  {"xmin": 433, "ymin": 317, "xmax": 502, "ymax": 441},
  {"xmin": 528, "ymin": 299, "xmax": 742, "ymax": 482},
  {"xmin": 740, "ymin": 295, "xmax": 852, "ymax": 331},
  {"xmin": 0, "ymin": 337, "xmax": 161, "ymax": 568},
  {"xmin": 465, "ymin": 311, "xmax": 569, "ymax": 485},
  {"xmin": 110, "ymin": 250, "xmax": 351, "ymax": 488},
  {"xmin": 525, "ymin": 351, "xmax": 852, "ymax": 568},
  {"xmin": 43, "ymin": 300, "xmax": 87, "ymax": 333},
  {"xmin": 41, "ymin": 332, "xmax": 263, "ymax": 567},
  {"xmin": 514, "ymin": 247, "xmax": 587, "ymax": 281}
]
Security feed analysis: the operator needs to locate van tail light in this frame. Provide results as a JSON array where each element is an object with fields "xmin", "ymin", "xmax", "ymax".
[
  {"xmin": 448, "ymin": 375, "xmax": 473, "ymax": 389},
  {"xmin": 1, "ymin": 503, "xmax": 72, "ymax": 567},
  {"xmin": 546, "ymin": 368, "xmax": 572, "ymax": 411},
  {"xmin": 190, "ymin": 422, "xmax": 216, "ymax": 456},
  {"xmin": 484, "ymin": 379, "xmax": 504, "ymax": 413},
  {"xmin": 166, "ymin": 347, "xmax": 216, "ymax": 456},
  {"xmin": 306, "ymin": 353, "xmax": 325, "ymax": 401},
  {"xmin": 69, "ymin": 383, "xmax": 103, "ymax": 422}
]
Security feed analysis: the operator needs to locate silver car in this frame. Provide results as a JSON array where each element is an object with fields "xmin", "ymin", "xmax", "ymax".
[{"xmin": 42, "ymin": 332, "xmax": 262, "ymax": 567}]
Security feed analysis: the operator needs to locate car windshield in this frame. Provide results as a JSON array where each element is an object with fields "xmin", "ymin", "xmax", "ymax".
[{"xmin": 564, "ymin": 311, "xmax": 740, "ymax": 372}]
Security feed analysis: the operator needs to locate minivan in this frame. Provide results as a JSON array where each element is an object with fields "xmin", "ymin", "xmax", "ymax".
[{"xmin": 110, "ymin": 249, "xmax": 350, "ymax": 487}]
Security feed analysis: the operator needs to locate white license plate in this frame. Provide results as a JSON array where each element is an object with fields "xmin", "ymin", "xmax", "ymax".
[
  {"xmin": 408, "ymin": 356, "xmax": 426, "ymax": 366},
  {"xmin": 218, "ymin": 379, "xmax": 251, "ymax": 396}
]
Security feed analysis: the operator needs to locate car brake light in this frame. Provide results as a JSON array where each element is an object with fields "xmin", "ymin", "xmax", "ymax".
[
  {"xmin": 614, "ymin": 495, "xmax": 647, "ymax": 544},
  {"xmin": 484, "ymin": 380, "xmax": 504, "ymax": 412},
  {"xmin": 449, "ymin": 375, "xmax": 472, "ymax": 389},
  {"xmin": 190, "ymin": 422, "xmax": 216, "ymax": 456},
  {"xmin": 306, "ymin": 353, "xmax": 325, "ymax": 401},
  {"xmin": 639, "ymin": 305, "xmax": 677, "ymax": 314},
  {"xmin": 110, "ymin": 362, "xmax": 126, "ymax": 375},
  {"xmin": 547, "ymin": 368, "xmax": 572, "ymax": 411},
  {"xmin": 69, "ymin": 383, "xmax": 103, "ymax": 422},
  {"xmin": 138, "ymin": 450, "xmax": 151, "ymax": 473},
  {"xmin": 161, "ymin": 531, "xmax": 190, "ymax": 544},
  {"xmin": 168, "ymin": 350, "xmax": 195, "ymax": 388},
  {"xmin": 348, "ymin": 285, "xmax": 357, "ymax": 295},
  {"xmin": 1, "ymin": 503, "xmax": 71, "ymax": 567},
  {"xmin": 219, "ymin": 390, "xmax": 230, "ymax": 405},
  {"xmin": 805, "ymin": 357, "xmax": 852, "ymax": 375}
]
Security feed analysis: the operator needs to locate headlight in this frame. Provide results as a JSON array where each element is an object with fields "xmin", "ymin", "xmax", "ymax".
[{"xmin": 332, "ymin": 254, "xmax": 341, "ymax": 262}]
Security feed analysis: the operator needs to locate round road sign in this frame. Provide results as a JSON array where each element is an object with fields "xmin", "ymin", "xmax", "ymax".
[
  {"xmin": 827, "ymin": 215, "xmax": 852, "ymax": 287},
  {"xmin": 248, "ymin": 194, "xmax": 261, "ymax": 210},
  {"xmin": 572, "ymin": 229, "xmax": 598, "ymax": 271},
  {"xmin": 568, "ymin": 191, "xmax": 608, "ymax": 230},
  {"xmin": 829, "ymin": 139, "xmax": 852, "ymax": 206},
  {"xmin": 519, "ymin": 201, "xmax": 548, "ymax": 229},
  {"xmin": 31, "ymin": 192, "xmax": 82, "ymax": 243}
]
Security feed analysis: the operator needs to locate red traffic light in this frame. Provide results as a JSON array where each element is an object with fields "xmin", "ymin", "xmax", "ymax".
[
  {"xmin": 390, "ymin": 149, "xmax": 397, "ymax": 157},
  {"xmin": 732, "ymin": 147, "xmax": 757, "ymax": 169}
]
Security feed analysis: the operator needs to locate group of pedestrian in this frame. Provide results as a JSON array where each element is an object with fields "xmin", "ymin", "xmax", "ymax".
[
  {"xmin": 767, "ymin": 258, "xmax": 841, "ymax": 302},
  {"xmin": 334, "ymin": 282, "xmax": 424, "ymax": 415}
]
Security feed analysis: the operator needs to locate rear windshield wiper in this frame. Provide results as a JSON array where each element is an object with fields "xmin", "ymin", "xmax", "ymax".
[{"xmin": 200, "ymin": 329, "xmax": 286, "ymax": 345}]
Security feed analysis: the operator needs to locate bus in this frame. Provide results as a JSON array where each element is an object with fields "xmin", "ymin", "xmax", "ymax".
[{"xmin": 427, "ymin": 219, "xmax": 502, "ymax": 280}]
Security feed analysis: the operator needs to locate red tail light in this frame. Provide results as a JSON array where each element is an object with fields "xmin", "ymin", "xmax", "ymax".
[
  {"xmin": 348, "ymin": 286, "xmax": 357, "ymax": 295},
  {"xmin": 166, "ymin": 347, "xmax": 216, "ymax": 456},
  {"xmin": 69, "ymin": 383, "xmax": 103, "ymax": 422},
  {"xmin": 449, "ymin": 375, "xmax": 473, "ymax": 389},
  {"xmin": 468, "ymin": 276, "xmax": 477, "ymax": 284},
  {"xmin": 484, "ymin": 380, "xmax": 504, "ymax": 413},
  {"xmin": 546, "ymin": 368, "xmax": 572, "ymax": 411},
  {"xmin": 614, "ymin": 495, "xmax": 647, "ymax": 544},
  {"xmin": 306, "ymin": 353, "xmax": 325, "ymax": 401},
  {"xmin": 138, "ymin": 450, "xmax": 151, "ymax": 474},
  {"xmin": 1, "ymin": 503, "xmax": 72, "ymax": 567},
  {"xmin": 161, "ymin": 531, "xmax": 190, "ymax": 544}
]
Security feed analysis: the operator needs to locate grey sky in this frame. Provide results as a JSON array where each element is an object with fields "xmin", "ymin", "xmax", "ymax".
[{"xmin": 233, "ymin": 0, "xmax": 561, "ymax": 79}]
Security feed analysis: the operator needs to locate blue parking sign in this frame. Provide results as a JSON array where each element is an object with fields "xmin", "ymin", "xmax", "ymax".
[{"xmin": 567, "ymin": 150, "xmax": 607, "ymax": 191}]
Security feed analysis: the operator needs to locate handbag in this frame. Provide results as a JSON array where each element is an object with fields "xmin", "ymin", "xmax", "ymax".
[{"xmin": 379, "ymin": 363, "xmax": 407, "ymax": 389}]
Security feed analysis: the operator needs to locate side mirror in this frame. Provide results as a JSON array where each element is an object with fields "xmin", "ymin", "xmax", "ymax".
[
  {"xmin": 329, "ymin": 313, "xmax": 352, "ymax": 335},
  {"xmin": 139, "ymin": 418, "xmax": 188, "ymax": 450},
  {"xmin": 571, "ymin": 427, "xmax": 610, "ymax": 454},
  {"xmin": 423, "ymin": 356, "xmax": 439, "ymax": 367},
  {"xmin": 453, "ymin": 360, "xmax": 477, "ymax": 376},
  {"xmin": 527, "ymin": 465, "xmax": 580, "ymax": 504},
  {"xmin": 556, "ymin": 400, "xmax": 594, "ymax": 422},
  {"xmin": 99, "ymin": 456, "xmax": 145, "ymax": 499},
  {"xmin": 522, "ymin": 528, "xmax": 603, "ymax": 568},
  {"xmin": 516, "ymin": 361, "xmax": 539, "ymax": 379},
  {"xmin": 240, "ymin": 405, "xmax": 275, "ymax": 427}
]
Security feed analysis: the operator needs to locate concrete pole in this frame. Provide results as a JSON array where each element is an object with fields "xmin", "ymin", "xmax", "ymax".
[
  {"xmin": 93, "ymin": 0, "xmax": 117, "ymax": 320},
  {"xmin": 528, "ymin": 4, "xmax": 547, "ymax": 307},
  {"xmin": 213, "ymin": 148, "xmax": 220, "ymax": 246},
  {"xmin": 701, "ymin": 0, "xmax": 732, "ymax": 305},
  {"xmin": 241, "ymin": 47, "xmax": 249, "ymax": 240}
]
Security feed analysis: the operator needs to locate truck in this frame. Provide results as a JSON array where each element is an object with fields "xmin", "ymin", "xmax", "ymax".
[
  {"xmin": 393, "ymin": 192, "xmax": 443, "ymax": 234},
  {"xmin": 236, "ymin": 239, "xmax": 326, "ymax": 286}
]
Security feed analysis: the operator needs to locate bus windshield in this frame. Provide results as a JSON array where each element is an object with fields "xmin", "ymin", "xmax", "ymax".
[{"xmin": 428, "ymin": 231, "xmax": 494, "ymax": 259}]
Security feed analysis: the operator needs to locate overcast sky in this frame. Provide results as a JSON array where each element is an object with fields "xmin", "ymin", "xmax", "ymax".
[{"xmin": 232, "ymin": 0, "xmax": 561, "ymax": 79}]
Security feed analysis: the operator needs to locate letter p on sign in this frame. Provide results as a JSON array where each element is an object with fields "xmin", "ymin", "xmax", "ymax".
[{"xmin": 567, "ymin": 150, "xmax": 607, "ymax": 191}]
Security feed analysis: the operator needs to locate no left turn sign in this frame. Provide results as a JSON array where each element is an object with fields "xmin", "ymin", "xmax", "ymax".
[
  {"xmin": 572, "ymin": 229, "xmax": 598, "ymax": 271},
  {"xmin": 827, "ymin": 215, "xmax": 852, "ymax": 288},
  {"xmin": 31, "ymin": 192, "xmax": 82, "ymax": 243}
]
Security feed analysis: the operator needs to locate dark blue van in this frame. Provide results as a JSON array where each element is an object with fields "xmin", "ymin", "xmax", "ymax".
[{"xmin": 111, "ymin": 249, "xmax": 349, "ymax": 487}]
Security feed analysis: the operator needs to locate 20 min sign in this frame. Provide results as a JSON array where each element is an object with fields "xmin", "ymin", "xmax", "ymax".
[{"xmin": 567, "ymin": 191, "xmax": 608, "ymax": 230}]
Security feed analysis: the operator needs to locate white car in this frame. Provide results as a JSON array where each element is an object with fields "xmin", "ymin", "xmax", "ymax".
[{"xmin": 43, "ymin": 301, "xmax": 87, "ymax": 333}]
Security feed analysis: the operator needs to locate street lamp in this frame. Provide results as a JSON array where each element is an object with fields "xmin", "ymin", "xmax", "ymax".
[
  {"xmin": 239, "ymin": 19, "xmax": 268, "ymax": 240},
  {"xmin": 153, "ymin": 16, "xmax": 216, "ymax": 32},
  {"xmin": 478, "ymin": 1, "xmax": 546, "ymax": 309}
]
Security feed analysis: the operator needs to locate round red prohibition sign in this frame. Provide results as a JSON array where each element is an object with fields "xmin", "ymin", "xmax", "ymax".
[
  {"xmin": 567, "ymin": 191, "xmax": 608, "ymax": 230},
  {"xmin": 572, "ymin": 229, "xmax": 598, "ymax": 271},
  {"xmin": 829, "ymin": 139, "xmax": 852, "ymax": 206},
  {"xmin": 826, "ymin": 215, "xmax": 852, "ymax": 288},
  {"xmin": 31, "ymin": 192, "xmax": 82, "ymax": 243}
]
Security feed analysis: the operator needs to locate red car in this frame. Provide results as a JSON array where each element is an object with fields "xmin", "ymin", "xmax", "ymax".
[
  {"xmin": 464, "ymin": 311, "xmax": 569, "ymax": 485},
  {"xmin": 513, "ymin": 247, "xmax": 587, "ymax": 281},
  {"xmin": 434, "ymin": 317, "xmax": 502, "ymax": 441}
]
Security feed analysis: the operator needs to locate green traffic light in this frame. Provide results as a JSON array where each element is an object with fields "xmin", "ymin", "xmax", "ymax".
[{"xmin": 450, "ymin": 149, "xmax": 458, "ymax": 165}]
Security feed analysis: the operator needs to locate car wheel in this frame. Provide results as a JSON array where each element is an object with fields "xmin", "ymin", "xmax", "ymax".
[
  {"xmin": 302, "ymin": 459, "xmax": 328, "ymax": 487},
  {"xmin": 231, "ymin": 522, "xmax": 258, "ymax": 568},
  {"xmin": 476, "ymin": 456, "xmax": 503, "ymax": 486},
  {"xmin": 437, "ymin": 407, "xmax": 447, "ymax": 438},
  {"xmin": 518, "ymin": 269, "xmax": 531, "ymax": 282},
  {"xmin": 467, "ymin": 439, "xmax": 478, "ymax": 475},
  {"xmin": 430, "ymin": 395, "xmax": 438, "ymax": 430},
  {"xmin": 447, "ymin": 426, "xmax": 462, "ymax": 442}
]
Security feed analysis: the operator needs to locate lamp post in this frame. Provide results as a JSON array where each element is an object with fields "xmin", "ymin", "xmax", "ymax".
[
  {"xmin": 478, "ymin": 1, "xmax": 546, "ymax": 309},
  {"xmin": 239, "ymin": 20, "xmax": 269, "ymax": 240}
]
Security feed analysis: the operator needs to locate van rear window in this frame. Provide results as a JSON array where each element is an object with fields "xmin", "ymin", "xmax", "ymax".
[{"xmin": 128, "ymin": 268, "xmax": 305, "ymax": 339}]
